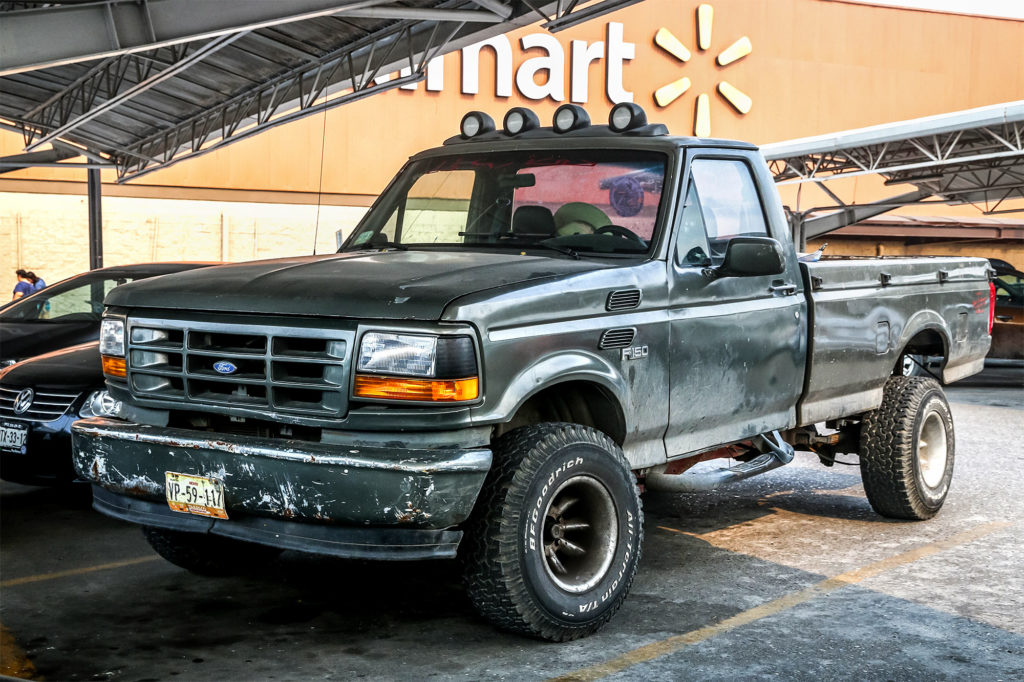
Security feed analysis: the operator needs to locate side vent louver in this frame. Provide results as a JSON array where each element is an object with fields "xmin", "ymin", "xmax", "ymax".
[
  {"xmin": 599, "ymin": 328, "xmax": 636, "ymax": 350},
  {"xmin": 606, "ymin": 289, "xmax": 642, "ymax": 311}
]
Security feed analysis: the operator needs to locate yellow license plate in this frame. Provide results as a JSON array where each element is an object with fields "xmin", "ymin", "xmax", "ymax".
[{"xmin": 165, "ymin": 471, "xmax": 228, "ymax": 519}]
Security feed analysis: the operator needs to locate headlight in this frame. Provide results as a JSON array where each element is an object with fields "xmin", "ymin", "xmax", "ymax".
[
  {"xmin": 79, "ymin": 390, "xmax": 122, "ymax": 418},
  {"xmin": 99, "ymin": 318, "xmax": 125, "ymax": 357},
  {"xmin": 358, "ymin": 332, "xmax": 438, "ymax": 377},
  {"xmin": 100, "ymin": 316, "xmax": 127, "ymax": 378},
  {"xmin": 354, "ymin": 332, "xmax": 478, "ymax": 402}
]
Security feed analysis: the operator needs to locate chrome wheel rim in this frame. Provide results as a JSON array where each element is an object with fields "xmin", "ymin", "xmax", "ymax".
[
  {"xmin": 901, "ymin": 355, "xmax": 916, "ymax": 376},
  {"xmin": 918, "ymin": 411, "xmax": 948, "ymax": 489},
  {"xmin": 541, "ymin": 475, "xmax": 618, "ymax": 594}
]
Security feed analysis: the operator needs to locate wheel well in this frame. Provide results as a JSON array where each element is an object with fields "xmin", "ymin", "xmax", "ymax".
[
  {"xmin": 495, "ymin": 381, "xmax": 627, "ymax": 445},
  {"xmin": 901, "ymin": 328, "xmax": 946, "ymax": 358}
]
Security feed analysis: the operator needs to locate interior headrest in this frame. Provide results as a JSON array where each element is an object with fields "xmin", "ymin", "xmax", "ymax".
[{"xmin": 512, "ymin": 205, "xmax": 556, "ymax": 236}]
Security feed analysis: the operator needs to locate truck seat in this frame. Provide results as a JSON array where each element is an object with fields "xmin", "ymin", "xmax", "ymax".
[{"xmin": 512, "ymin": 205, "xmax": 556, "ymax": 237}]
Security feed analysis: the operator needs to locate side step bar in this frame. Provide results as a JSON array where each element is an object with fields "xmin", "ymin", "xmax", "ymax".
[{"xmin": 645, "ymin": 431, "xmax": 796, "ymax": 493}]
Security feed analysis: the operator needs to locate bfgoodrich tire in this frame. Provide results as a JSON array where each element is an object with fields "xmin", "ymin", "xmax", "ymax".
[
  {"xmin": 463, "ymin": 423, "xmax": 643, "ymax": 641},
  {"xmin": 859, "ymin": 377, "xmax": 955, "ymax": 520},
  {"xmin": 143, "ymin": 526, "xmax": 281, "ymax": 576}
]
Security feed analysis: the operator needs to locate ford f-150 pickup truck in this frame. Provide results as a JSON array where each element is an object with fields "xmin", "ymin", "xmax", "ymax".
[{"xmin": 73, "ymin": 103, "xmax": 994, "ymax": 641}]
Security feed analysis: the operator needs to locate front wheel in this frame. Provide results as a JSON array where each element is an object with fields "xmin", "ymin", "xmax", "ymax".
[
  {"xmin": 463, "ymin": 424, "xmax": 643, "ymax": 641},
  {"xmin": 859, "ymin": 377, "xmax": 955, "ymax": 520}
]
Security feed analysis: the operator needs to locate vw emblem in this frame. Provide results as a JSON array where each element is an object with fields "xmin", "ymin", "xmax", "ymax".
[
  {"xmin": 213, "ymin": 360, "xmax": 238, "ymax": 375},
  {"xmin": 13, "ymin": 388, "xmax": 34, "ymax": 414}
]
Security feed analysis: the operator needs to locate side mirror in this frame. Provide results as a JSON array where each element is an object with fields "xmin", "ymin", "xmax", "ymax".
[{"xmin": 718, "ymin": 237, "xmax": 786, "ymax": 277}]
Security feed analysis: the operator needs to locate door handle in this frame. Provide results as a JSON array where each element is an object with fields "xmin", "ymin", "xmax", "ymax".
[{"xmin": 769, "ymin": 282, "xmax": 797, "ymax": 295}]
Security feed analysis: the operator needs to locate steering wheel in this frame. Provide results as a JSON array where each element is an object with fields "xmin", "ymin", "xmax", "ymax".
[{"xmin": 596, "ymin": 224, "xmax": 646, "ymax": 245}]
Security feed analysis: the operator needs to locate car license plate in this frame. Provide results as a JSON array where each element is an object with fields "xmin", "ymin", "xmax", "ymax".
[
  {"xmin": 0, "ymin": 420, "xmax": 29, "ymax": 453},
  {"xmin": 165, "ymin": 471, "xmax": 228, "ymax": 519}
]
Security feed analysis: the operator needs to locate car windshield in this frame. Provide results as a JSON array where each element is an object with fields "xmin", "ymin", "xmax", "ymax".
[
  {"xmin": 341, "ymin": 149, "xmax": 669, "ymax": 257},
  {"xmin": 0, "ymin": 273, "xmax": 141, "ymax": 322},
  {"xmin": 994, "ymin": 272, "xmax": 1023, "ymax": 304}
]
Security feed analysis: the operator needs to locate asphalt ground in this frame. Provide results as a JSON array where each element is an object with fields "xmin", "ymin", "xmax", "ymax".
[{"xmin": 2, "ymin": 369, "xmax": 1022, "ymax": 681}]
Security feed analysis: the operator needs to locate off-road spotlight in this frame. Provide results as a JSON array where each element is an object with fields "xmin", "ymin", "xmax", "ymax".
[
  {"xmin": 460, "ymin": 111, "xmax": 495, "ymax": 139},
  {"xmin": 552, "ymin": 104, "xmax": 590, "ymax": 133},
  {"xmin": 609, "ymin": 102, "xmax": 648, "ymax": 132},
  {"xmin": 503, "ymin": 107, "xmax": 540, "ymax": 135}
]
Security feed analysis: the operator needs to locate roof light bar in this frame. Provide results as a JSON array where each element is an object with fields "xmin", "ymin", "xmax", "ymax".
[
  {"xmin": 503, "ymin": 107, "xmax": 540, "ymax": 135},
  {"xmin": 553, "ymin": 104, "xmax": 590, "ymax": 133},
  {"xmin": 609, "ymin": 102, "xmax": 648, "ymax": 132},
  {"xmin": 460, "ymin": 111, "xmax": 495, "ymax": 139}
]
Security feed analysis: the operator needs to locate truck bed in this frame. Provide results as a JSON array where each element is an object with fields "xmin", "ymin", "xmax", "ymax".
[{"xmin": 797, "ymin": 256, "xmax": 991, "ymax": 426}]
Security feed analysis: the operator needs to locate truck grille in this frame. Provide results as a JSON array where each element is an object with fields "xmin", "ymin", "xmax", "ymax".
[
  {"xmin": 0, "ymin": 386, "xmax": 80, "ymax": 422},
  {"xmin": 126, "ymin": 317, "xmax": 353, "ymax": 418}
]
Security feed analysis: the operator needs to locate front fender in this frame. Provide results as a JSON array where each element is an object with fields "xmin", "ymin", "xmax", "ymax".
[{"xmin": 471, "ymin": 350, "xmax": 629, "ymax": 425}]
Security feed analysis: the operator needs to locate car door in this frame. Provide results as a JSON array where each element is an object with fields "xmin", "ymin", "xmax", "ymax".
[{"xmin": 664, "ymin": 152, "xmax": 807, "ymax": 457}]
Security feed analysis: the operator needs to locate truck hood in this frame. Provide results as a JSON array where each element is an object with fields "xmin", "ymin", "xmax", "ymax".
[{"xmin": 106, "ymin": 250, "xmax": 612, "ymax": 320}]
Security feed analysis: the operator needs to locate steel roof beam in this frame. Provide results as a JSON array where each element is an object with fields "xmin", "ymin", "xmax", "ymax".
[
  {"xmin": 801, "ymin": 189, "xmax": 934, "ymax": 239},
  {"xmin": 22, "ymin": 33, "xmax": 242, "ymax": 151},
  {"xmin": 109, "ymin": 0, "xmax": 574, "ymax": 181},
  {"xmin": 0, "ymin": 0, "xmax": 508, "ymax": 76}
]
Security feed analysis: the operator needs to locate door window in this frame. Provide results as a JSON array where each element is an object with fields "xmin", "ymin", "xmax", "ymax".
[
  {"xmin": 674, "ymin": 181, "xmax": 712, "ymax": 266},
  {"xmin": 688, "ymin": 159, "xmax": 768, "ymax": 264}
]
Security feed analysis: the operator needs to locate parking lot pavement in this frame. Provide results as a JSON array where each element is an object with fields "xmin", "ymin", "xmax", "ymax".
[{"xmin": 2, "ymin": 374, "xmax": 1023, "ymax": 681}]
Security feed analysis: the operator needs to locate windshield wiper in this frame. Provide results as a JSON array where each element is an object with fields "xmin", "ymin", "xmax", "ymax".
[
  {"xmin": 349, "ymin": 241, "xmax": 407, "ymax": 251},
  {"xmin": 531, "ymin": 242, "xmax": 581, "ymax": 260}
]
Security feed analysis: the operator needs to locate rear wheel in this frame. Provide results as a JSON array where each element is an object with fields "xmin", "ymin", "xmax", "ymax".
[
  {"xmin": 463, "ymin": 423, "xmax": 643, "ymax": 641},
  {"xmin": 859, "ymin": 377, "xmax": 955, "ymax": 520},
  {"xmin": 143, "ymin": 526, "xmax": 281, "ymax": 576}
]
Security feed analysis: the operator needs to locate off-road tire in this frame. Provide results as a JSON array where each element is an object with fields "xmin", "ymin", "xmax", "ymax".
[
  {"xmin": 462, "ymin": 423, "xmax": 643, "ymax": 641},
  {"xmin": 859, "ymin": 377, "xmax": 955, "ymax": 520},
  {"xmin": 143, "ymin": 526, "xmax": 281, "ymax": 576}
]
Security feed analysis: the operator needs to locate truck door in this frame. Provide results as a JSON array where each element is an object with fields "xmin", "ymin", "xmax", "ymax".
[{"xmin": 664, "ymin": 154, "xmax": 807, "ymax": 457}]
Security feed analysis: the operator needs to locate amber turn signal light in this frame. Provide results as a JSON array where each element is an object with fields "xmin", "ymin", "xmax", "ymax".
[
  {"xmin": 101, "ymin": 355, "xmax": 127, "ymax": 378},
  {"xmin": 354, "ymin": 375, "xmax": 479, "ymax": 402}
]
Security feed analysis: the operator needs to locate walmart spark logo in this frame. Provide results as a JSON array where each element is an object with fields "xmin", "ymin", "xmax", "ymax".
[{"xmin": 653, "ymin": 3, "xmax": 752, "ymax": 137}]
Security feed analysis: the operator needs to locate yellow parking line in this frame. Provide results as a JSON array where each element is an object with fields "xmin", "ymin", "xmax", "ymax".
[
  {"xmin": 1, "ymin": 555, "xmax": 159, "ymax": 588},
  {"xmin": 552, "ymin": 521, "xmax": 1011, "ymax": 682},
  {"xmin": 1, "ymin": 624, "xmax": 39, "ymax": 680}
]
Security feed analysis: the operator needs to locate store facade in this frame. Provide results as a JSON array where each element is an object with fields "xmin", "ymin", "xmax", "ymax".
[{"xmin": 1, "ymin": 0, "xmax": 1022, "ymax": 280}]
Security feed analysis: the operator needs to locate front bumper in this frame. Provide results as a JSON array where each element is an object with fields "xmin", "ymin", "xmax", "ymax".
[{"xmin": 72, "ymin": 418, "xmax": 492, "ymax": 557}]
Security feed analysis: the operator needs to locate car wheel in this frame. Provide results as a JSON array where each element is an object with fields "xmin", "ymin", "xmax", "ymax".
[
  {"xmin": 859, "ymin": 377, "xmax": 955, "ymax": 520},
  {"xmin": 463, "ymin": 423, "xmax": 643, "ymax": 641},
  {"xmin": 142, "ymin": 526, "xmax": 281, "ymax": 576}
]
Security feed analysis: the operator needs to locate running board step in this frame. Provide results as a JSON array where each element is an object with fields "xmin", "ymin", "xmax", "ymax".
[{"xmin": 645, "ymin": 431, "xmax": 795, "ymax": 493}]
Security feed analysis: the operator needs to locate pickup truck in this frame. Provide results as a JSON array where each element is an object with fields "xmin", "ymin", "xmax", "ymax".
[{"xmin": 72, "ymin": 103, "xmax": 994, "ymax": 642}]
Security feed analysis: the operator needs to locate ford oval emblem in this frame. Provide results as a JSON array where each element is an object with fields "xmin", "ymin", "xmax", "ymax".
[{"xmin": 213, "ymin": 360, "xmax": 237, "ymax": 375}]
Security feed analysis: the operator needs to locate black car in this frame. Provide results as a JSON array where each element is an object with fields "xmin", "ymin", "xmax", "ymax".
[
  {"xmin": 0, "ymin": 342, "xmax": 104, "ymax": 485},
  {"xmin": 0, "ymin": 263, "xmax": 215, "ymax": 485},
  {"xmin": 1, "ymin": 263, "xmax": 213, "ymax": 366}
]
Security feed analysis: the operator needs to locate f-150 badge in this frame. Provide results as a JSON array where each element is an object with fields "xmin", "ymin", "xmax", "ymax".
[{"xmin": 622, "ymin": 345, "xmax": 649, "ymax": 360}]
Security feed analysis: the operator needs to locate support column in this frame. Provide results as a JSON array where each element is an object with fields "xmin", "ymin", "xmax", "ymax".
[{"xmin": 88, "ymin": 168, "xmax": 103, "ymax": 269}]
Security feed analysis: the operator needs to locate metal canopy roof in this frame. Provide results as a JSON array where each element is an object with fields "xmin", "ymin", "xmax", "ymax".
[
  {"xmin": 761, "ymin": 101, "xmax": 1024, "ymax": 242},
  {"xmin": 0, "ymin": 0, "xmax": 637, "ymax": 181}
]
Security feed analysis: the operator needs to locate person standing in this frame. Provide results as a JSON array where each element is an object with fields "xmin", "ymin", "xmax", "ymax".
[
  {"xmin": 28, "ymin": 271, "xmax": 45, "ymax": 292},
  {"xmin": 12, "ymin": 269, "xmax": 33, "ymax": 300}
]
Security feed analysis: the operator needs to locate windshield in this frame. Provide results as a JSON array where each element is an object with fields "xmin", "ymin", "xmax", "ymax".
[
  {"xmin": 0, "ymin": 273, "xmax": 141, "ymax": 322},
  {"xmin": 342, "ymin": 149, "xmax": 669, "ymax": 257},
  {"xmin": 994, "ymin": 272, "xmax": 1023, "ymax": 305}
]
